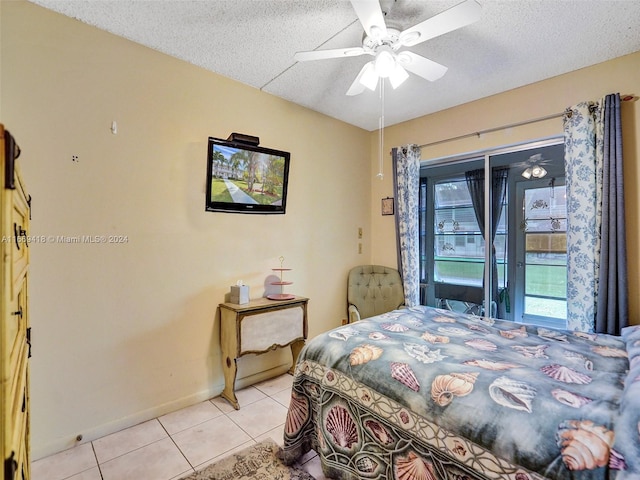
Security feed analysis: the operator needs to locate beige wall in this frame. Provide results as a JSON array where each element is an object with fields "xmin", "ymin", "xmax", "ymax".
[
  {"xmin": 1, "ymin": 1, "xmax": 371, "ymax": 459},
  {"xmin": 371, "ymin": 51, "xmax": 640, "ymax": 325},
  {"xmin": 3, "ymin": 0, "xmax": 639, "ymax": 461}
]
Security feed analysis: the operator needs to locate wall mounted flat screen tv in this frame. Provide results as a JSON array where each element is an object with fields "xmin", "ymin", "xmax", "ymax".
[{"xmin": 205, "ymin": 137, "xmax": 290, "ymax": 214}]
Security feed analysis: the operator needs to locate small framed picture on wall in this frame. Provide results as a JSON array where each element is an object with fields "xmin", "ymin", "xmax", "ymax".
[{"xmin": 381, "ymin": 197, "xmax": 394, "ymax": 216}]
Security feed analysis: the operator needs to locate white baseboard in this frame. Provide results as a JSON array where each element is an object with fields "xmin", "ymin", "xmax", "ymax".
[{"xmin": 32, "ymin": 363, "xmax": 292, "ymax": 461}]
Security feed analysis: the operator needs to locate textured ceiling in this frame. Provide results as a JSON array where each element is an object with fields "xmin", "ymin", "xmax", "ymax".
[{"xmin": 28, "ymin": 0, "xmax": 640, "ymax": 131}]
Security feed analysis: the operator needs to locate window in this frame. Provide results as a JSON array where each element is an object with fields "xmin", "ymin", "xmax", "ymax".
[
  {"xmin": 419, "ymin": 141, "xmax": 567, "ymax": 329},
  {"xmin": 432, "ymin": 177, "xmax": 505, "ymax": 288},
  {"xmin": 516, "ymin": 179, "xmax": 567, "ymax": 326}
]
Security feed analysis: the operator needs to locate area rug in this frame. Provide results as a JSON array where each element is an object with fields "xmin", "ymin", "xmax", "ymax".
[{"xmin": 180, "ymin": 439, "xmax": 316, "ymax": 480}]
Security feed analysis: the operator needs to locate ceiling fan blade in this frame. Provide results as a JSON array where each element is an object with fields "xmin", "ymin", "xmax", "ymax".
[
  {"xmin": 397, "ymin": 51, "xmax": 448, "ymax": 82},
  {"xmin": 295, "ymin": 47, "xmax": 367, "ymax": 62},
  {"xmin": 399, "ymin": 0, "xmax": 481, "ymax": 47},
  {"xmin": 346, "ymin": 62, "xmax": 377, "ymax": 96},
  {"xmin": 349, "ymin": 0, "xmax": 388, "ymax": 40}
]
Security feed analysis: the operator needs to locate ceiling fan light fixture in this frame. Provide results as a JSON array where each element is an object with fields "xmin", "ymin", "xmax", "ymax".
[
  {"xmin": 522, "ymin": 165, "xmax": 547, "ymax": 179},
  {"xmin": 531, "ymin": 166, "xmax": 547, "ymax": 178},
  {"xmin": 359, "ymin": 62, "xmax": 379, "ymax": 91},
  {"xmin": 374, "ymin": 48, "xmax": 396, "ymax": 78},
  {"xmin": 389, "ymin": 64, "xmax": 409, "ymax": 89}
]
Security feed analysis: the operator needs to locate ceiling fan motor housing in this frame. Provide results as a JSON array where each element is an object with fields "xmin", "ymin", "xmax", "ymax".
[{"xmin": 362, "ymin": 27, "xmax": 402, "ymax": 51}]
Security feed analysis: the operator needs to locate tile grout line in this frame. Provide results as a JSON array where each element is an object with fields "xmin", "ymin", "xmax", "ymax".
[
  {"xmin": 157, "ymin": 414, "xmax": 196, "ymax": 475},
  {"xmin": 58, "ymin": 443, "xmax": 104, "ymax": 480},
  {"xmin": 90, "ymin": 442, "xmax": 105, "ymax": 480},
  {"xmin": 164, "ymin": 395, "xmax": 264, "ymax": 476}
]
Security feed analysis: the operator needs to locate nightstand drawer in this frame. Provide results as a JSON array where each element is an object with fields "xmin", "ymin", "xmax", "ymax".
[{"xmin": 240, "ymin": 305, "xmax": 304, "ymax": 353}]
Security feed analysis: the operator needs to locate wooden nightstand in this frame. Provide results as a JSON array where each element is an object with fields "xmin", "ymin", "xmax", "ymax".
[{"xmin": 219, "ymin": 296, "xmax": 308, "ymax": 409}]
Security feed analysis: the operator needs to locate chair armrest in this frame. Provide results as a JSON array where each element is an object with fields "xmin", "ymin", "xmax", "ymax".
[{"xmin": 348, "ymin": 304, "xmax": 361, "ymax": 323}]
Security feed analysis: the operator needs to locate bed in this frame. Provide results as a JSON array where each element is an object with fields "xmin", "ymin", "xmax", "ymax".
[{"xmin": 281, "ymin": 305, "xmax": 640, "ymax": 480}]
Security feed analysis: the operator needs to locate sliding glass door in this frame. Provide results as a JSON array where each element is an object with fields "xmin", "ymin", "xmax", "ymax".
[{"xmin": 420, "ymin": 140, "xmax": 567, "ymax": 328}]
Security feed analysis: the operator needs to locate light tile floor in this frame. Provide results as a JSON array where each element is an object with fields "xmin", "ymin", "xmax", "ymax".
[{"xmin": 31, "ymin": 374, "xmax": 331, "ymax": 480}]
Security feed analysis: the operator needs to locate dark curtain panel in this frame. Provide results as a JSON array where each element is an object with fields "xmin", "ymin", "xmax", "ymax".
[
  {"xmin": 418, "ymin": 176, "xmax": 428, "ymax": 305},
  {"xmin": 465, "ymin": 168, "xmax": 508, "ymax": 317},
  {"xmin": 595, "ymin": 93, "xmax": 629, "ymax": 334}
]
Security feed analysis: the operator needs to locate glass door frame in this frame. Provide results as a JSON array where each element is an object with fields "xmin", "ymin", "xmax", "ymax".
[
  {"xmin": 421, "ymin": 136, "xmax": 564, "ymax": 317},
  {"xmin": 514, "ymin": 177, "xmax": 567, "ymax": 327}
]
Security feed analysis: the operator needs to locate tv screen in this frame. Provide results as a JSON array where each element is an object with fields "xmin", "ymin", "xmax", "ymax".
[{"xmin": 205, "ymin": 137, "xmax": 290, "ymax": 214}]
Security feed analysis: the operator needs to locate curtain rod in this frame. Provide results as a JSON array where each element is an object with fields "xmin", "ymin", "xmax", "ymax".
[
  {"xmin": 419, "ymin": 95, "xmax": 635, "ymax": 149},
  {"xmin": 419, "ymin": 112, "xmax": 564, "ymax": 149}
]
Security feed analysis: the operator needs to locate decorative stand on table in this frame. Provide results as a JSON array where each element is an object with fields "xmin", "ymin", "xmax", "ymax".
[
  {"xmin": 219, "ymin": 293, "xmax": 309, "ymax": 409},
  {"xmin": 267, "ymin": 256, "xmax": 295, "ymax": 300}
]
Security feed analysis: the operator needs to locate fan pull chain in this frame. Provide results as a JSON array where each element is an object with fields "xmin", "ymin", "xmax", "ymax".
[{"xmin": 377, "ymin": 77, "xmax": 385, "ymax": 179}]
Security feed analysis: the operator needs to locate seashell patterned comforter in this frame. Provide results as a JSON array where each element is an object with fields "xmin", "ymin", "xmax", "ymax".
[{"xmin": 281, "ymin": 305, "xmax": 640, "ymax": 480}]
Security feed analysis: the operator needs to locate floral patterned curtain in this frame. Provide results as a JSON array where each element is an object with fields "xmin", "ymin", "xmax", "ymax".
[
  {"xmin": 392, "ymin": 145, "xmax": 421, "ymax": 306},
  {"xmin": 563, "ymin": 93, "xmax": 628, "ymax": 333}
]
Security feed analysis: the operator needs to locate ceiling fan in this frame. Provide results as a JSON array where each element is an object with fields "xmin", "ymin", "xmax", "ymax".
[{"xmin": 294, "ymin": 0, "xmax": 482, "ymax": 95}]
